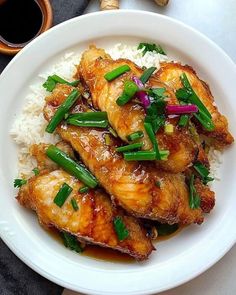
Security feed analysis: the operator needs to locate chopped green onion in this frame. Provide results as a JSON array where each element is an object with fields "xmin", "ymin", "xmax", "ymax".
[
  {"xmin": 104, "ymin": 65, "xmax": 131, "ymax": 81},
  {"xmin": 194, "ymin": 110, "xmax": 215, "ymax": 131},
  {"xmin": 144, "ymin": 122, "xmax": 161, "ymax": 160},
  {"xmin": 14, "ymin": 178, "xmax": 27, "ymax": 188},
  {"xmin": 61, "ymin": 232, "xmax": 83, "ymax": 253},
  {"xmin": 155, "ymin": 222, "xmax": 179, "ymax": 236},
  {"xmin": 46, "ymin": 89, "xmax": 80, "ymax": 133},
  {"xmin": 116, "ymin": 142, "xmax": 143, "ymax": 153},
  {"xmin": 189, "ymin": 174, "xmax": 201, "ymax": 209},
  {"xmin": 71, "ymin": 198, "xmax": 79, "ymax": 211},
  {"xmin": 155, "ymin": 181, "xmax": 161, "ymax": 188},
  {"xmin": 178, "ymin": 115, "xmax": 189, "ymax": 127},
  {"xmin": 164, "ymin": 124, "xmax": 174, "ymax": 134},
  {"xmin": 124, "ymin": 150, "xmax": 169, "ymax": 161},
  {"xmin": 78, "ymin": 186, "xmax": 89, "ymax": 194},
  {"xmin": 104, "ymin": 134, "xmax": 111, "ymax": 145},
  {"xmin": 140, "ymin": 67, "xmax": 157, "ymax": 84},
  {"xmin": 108, "ymin": 126, "xmax": 118, "ymax": 138},
  {"xmin": 113, "ymin": 216, "xmax": 129, "ymax": 241},
  {"xmin": 178, "ymin": 73, "xmax": 215, "ymax": 131},
  {"xmin": 32, "ymin": 167, "xmax": 39, "ymax": 176},
  {"xmin": 127, "ymin": 131, "xmax": 144, "ymax": 141},
  {"xmin": 66, "ymin": 111, "xmax": 108, "ymax": 128},
  {"xmin": 150, "ymin": 87, "xmax": 166, "ymax": 99},
  {"xmin": 54, "ymin": 183, "xmax": 73, "ymax": 207},
  {"xmin": 46, "ymin": 145, "xmax": 98, "ymax": 188},
  {"xmin": 193, "ymin": 162, "xmax": 214, "ymax": 184},
  {"xmin": 43, "ymin": 75, "xmax": 80, "ymax": 92},
  {"xmin": 137, "ymin": 43, "xmax": 166, "ymax": 56},
  {"xmin": 116, "ymin": 81, "xmax": 139, "ymax": 106},
  {"xmin": 50, "ymin": 75, "xmax": 80, "ymax": 87}
]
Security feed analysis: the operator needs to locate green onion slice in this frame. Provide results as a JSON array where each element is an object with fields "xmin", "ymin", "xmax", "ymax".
[
  {"xmin": 155, "ymin": 222, "xmax": 179, "ymax": 236},
  {"xmin": 144, "ymin": 122, "xmax": 161, "ymax": 160},
  {"xmin": 113, "ymin": 216, "xmax": 129, "ymax": 241},
  {"xmin": 46, "ymin": 89, "xmax": 80, "ymax": 133},
  {"xmin": 140, "ymin": 67, "xmax": 157, "ymax": 84},
  {"xmin": 66, "ymin": 112, "xmax": 108, "ymax": 128},
  {"xmin": 32, "ymin": 167, "xmax": 40, "ymax": 176},
  {"xmin": 46, "ymin": 145, "xmax": 98, "ymax": 188},
  {"xmin": 127, "ymin": 131, "xmax": 144, "ymax": 141},
  {"xmin": 71, "ymin": 198, "xmax": 79, "ymax": 211},
  {"xmin": 189, "ymin": 174, "xmax": 201, "ymax": 209},
  {"xmin": 54, "ymin": 183, "xmax": 73, "ymax": 207},
  {"xmin": 124, "ymin": 150, "xmax": 169, "ymax": 161},
  {"xmin": 177, "ymin": 73, "xmax": 215, "ymax": 131},
  {"xmin": 116, "ymin": 142, "xmax": 143, "ymax": 153},
  {"xmin": 104, "ymin": 65, "xmax": 131, "ymax": 81},
  {"xmin": 108, "ymin": 126, "xmax": 118, "ymax": 138},
  {"xmin": 193, "ymin": 162, "xmax": 214, "ymax": 184},
  {"xmin": 78, "ymin": 186, "xmax": 89, "ymax": 194},
  {"xmin": 61, "ymin": 232, "xmax": 83, "ymax": 253},
  {"xmin": 14, "ymin": 178, "xmax": 27, "ymax": 188},
  {"xmin": 178, "ymin": 114, "xmax": 189, "ymax": 127},
  {"xmin": 116, "ymin": 81, "xmax": 139, "ymax": 106}
]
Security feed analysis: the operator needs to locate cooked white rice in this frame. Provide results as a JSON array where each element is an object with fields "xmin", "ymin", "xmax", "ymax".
[{"xmin": 10, "ymin": 43, "xmax": 221, "ymax": 179}]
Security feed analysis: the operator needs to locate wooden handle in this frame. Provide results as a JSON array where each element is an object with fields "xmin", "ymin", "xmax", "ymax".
[
  {"xmin": 154, "ymin": 0, "xmax": 169, "ymax": 6},
  {"xmin": 100, "ymin": 0, "xmax": 119, "ymax": 10}
]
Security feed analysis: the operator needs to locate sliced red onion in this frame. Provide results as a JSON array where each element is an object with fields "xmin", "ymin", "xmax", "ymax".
[
  {"xmin": 136, "ymin": 90, "xmax": 151, "ymax": 110},
  {"xmin": 166, "ymin": 104, "xmax": 198, "ymax": 114},
  {"xmin": 132, "ymin": 76, "xmax": 144, "ymax": 88}
]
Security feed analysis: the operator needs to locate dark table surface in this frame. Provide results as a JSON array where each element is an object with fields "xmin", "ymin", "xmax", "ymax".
[{"xmin": 0, "ymin": 1, "xmax": 90, "ymax": 294}]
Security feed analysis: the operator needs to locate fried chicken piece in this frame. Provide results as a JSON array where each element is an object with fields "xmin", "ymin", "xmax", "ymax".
[
  {"xmin": 43, "ymin": 84, "xmax": 207, "ymax": 225},
  {"xmin": 156, "ymin": 62, "xmax": 234, "ymax": 147},
  {"xmin": 17, "ymin": 167, "xmax": 154, "ymax": 260},
  {"xmin": 77, "ymin": 45, "xmax": 197, "ymax": 173}
]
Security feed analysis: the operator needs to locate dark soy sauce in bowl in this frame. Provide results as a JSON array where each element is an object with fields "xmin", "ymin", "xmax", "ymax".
[{"xmin": 0, "ymin": 0, "xmax": 43, "ymax": 47}]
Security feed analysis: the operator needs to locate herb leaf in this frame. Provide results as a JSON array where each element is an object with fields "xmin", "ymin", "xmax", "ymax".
[
  {"xmin": 113, "ymin": 216, "xmax": 129, "ymax": 241},
  {"xmin": 43, "ymin": 75, "xmax": 80, "ymax": 92},
  {"xmin": 138, "ymin": 43, "xmax": 166, "ymax": 56},
  {"xmin": 193, "ymin": 162, "xmax": 214, "ymax": 184},
  {"xmin": 32, "ymin": 167, "xmax": 39, "ymax": 176},
  {"xmin": 189, "ymin": 174, "xmax": 201, "ymax": 209},
  {"xmin": 61, "ymin": 232, "xmax": 83, "ymax": 253},
  {"xmin": 155, "ymin": 222, "xmax": 179, "ymax": 236},
  {"xmin": 14, "ymin": 178, "xmax": 27, "ymax": 188}
]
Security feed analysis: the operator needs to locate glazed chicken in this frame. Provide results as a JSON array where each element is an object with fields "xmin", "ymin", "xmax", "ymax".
[
  {"xmin": 17, "ymin": 143, "xmax": 154, "ymax": 260},
  {"xmin": 156, "ymin": 62, "xmax": 234, "ymax": 147},
  {"xmin": 43, "ymin": 84, "xmax": 215, "ymax": 225},
  {"xmin": 78, "ymin": 46, "xmax": 197, "ymax": 173}
]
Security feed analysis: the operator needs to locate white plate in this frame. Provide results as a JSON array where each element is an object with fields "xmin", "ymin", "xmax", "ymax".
[{"xmin": 0, "ymin": 10, "xmax": 236, "ymax": 295}]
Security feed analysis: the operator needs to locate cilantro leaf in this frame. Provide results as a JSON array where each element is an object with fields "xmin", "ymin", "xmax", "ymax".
[
  {"xmin": 14, "ymin": 178, "xmax": 27, "ymax": 188},
  {"xmin": 138, "ymin": 43, "xmax": 166, "ymax": 56},
  {"xmin": 32, "ymin": 167, "xmax": 39, "ymax": 176},
  {"xmin": 43, "ymin": 76, "xmax": 56, "ymax": 92},
  {"xmin": 113, "ymin": 216, "xmax": 129, "ymax": 241}
]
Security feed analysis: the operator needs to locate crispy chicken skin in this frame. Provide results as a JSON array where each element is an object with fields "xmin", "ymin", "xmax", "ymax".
[
  {"xmin": 17, "ymin": 166, "xmax": 154, "ymax": 260},
  {"xmin": 77, "ymin": 46, "xmax": 197, "ymax": 173},
  {"xmin": 156, "ymin": 62, "xmax": 234, "ymax": 147},
  {"xmin": 43, "ymin": 84, "xmax": 210, "ymax": 225}
]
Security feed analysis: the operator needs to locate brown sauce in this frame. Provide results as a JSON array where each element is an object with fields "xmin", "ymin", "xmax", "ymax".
[{"xmin": 46, "ymin": 225, "xmax": 183, "ymax": 263}]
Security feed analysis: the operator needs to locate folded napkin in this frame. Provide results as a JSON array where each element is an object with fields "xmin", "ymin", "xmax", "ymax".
[{"xmin": 0, "ymin": 1, "xmax": 90, "ymax": 294}]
